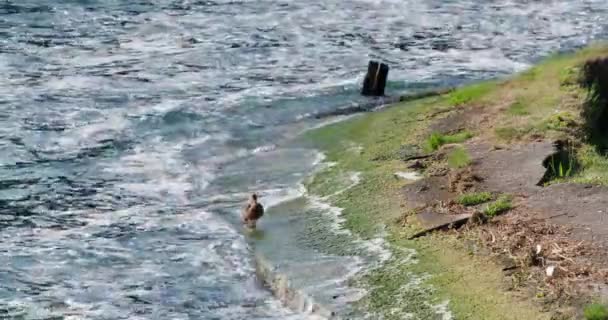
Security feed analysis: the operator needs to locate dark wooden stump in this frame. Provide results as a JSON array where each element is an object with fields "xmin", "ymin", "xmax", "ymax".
[{"xmin": 361, "ymin": 61, "xmax": 389, "ymax": 96}]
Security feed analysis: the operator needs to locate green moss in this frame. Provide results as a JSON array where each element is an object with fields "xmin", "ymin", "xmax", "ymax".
[
  {"xmin": 544, "ymin": 111, "xmax": 577, "ymax": 131},
  {"xmin": 457, "ymin": 192, "xmax": 493, "ymax": 206},
  {"xmin": 447, "ymin": 147, "xmax": 471, "ymax": 168},
  {"xmin": 584, "ymin": 303, "xmax": 608, "ymax": 320},
  {"xmin": 483, "ymin": 195, "xmax": 513, "ymax": 217},
  {"xmin": 425, "ymin": 131, "xmax": 473, "ymax": 151}
]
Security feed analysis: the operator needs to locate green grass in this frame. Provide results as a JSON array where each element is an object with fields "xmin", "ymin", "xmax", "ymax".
[
  {"xmin": 572, "ymin": 145, "xmax": 608, "ymax": 185},
  {"xmin": 559, "ymin": 66, "xmax": 581, "ymax": 87},
  {"xmin": 425, "ymin": 131, "xmax": 473, "ymax": 151},
  {"xmin": 548, "ymin": 151, "xmax": 576, "ymax": 180},
  {"xmin": 584, "ymin": 303, "xmax": 608, "ymax": 320},
  {"xmin": 447, "ymin": 147, "xmax": 471, "ymax": 168},
  {"xmin": 543, "ymin": 111, "xmax": 577, "ymax": 131},
  {"xmin": 507, "ymin": 100, "xmax": 530, "ymax": 116},
  {"xmin": 489, "ymin": 45, "xmax": 608, "ymax": 147},
  {"xmin": 448, "ymin": 82, "xmax": 497, "ymax": 106},
  {"xmin": 426, "ymin": 132, "xmax": 444, "ymax": 151},
  {"xmin": 494, "ymin": 126, "xmax": 534, "ymax": 142},
  {"xmin": 483, "ymin": 195, "xmax": 513, "ymax": 217},
  {"xmin": 457, "ymin": 192, "xmax": 493, "ymax": 206}
]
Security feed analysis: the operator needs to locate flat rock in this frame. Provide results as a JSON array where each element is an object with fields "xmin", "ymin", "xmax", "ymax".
[
  {"xmin": 468, "ymin": 141, "xmax": 554, "ymax": 194},
  {"xmin": 408, "ymin": 210, "xmax": 472, "ymax": 239},
  {"xmin": 527, "ymin": 183, "xmax": 608, "ymax": 248},
  {"xmin": 396, "ymin": 144, "xmax": 431, "ymax": 161}
]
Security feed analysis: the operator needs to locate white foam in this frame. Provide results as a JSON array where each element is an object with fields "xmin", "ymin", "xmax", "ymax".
[
  {"xmin": 394, "ymin": 171, "xmax": 423, "ymax": 181},
  {"xmin": 307, "ymin": 194, "xmax": 351, "ymax": 236},
  {"xmin": 311, "ymin": 151, "xmax": 327, "ymax": 167},
  {"xmin": 47, "ymin": 113, "xmax": 128, "ymax": 151},
  {"xmin": 252, "ymin": 144, "xmax": 277, "ymax": 154},
  {"xmin": 45, "ymin": 75, "xmax": 109, "ymax": 91},
  {"xmin": 306, "ymin": 168, "xmax": 392, "ymax": 264},
  {"xmin": 257, "ymin": 184, "xmax": 307, "ymax": 210},
  {"xmin": 325, "ymin": 171, "xmax": 362, "ymax": 198},
  {"xmin": 305, "ymin": 114, "xmax": 361, "ymax": 132},
  {"xmin": 432, "ymin": 300, "xmax": 454, "ymax": 320}
]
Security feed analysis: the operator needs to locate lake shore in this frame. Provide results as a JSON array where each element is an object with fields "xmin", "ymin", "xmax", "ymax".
[{"xmin": 299, "ymin": 44, "xmax": 608, "ymax": 319}]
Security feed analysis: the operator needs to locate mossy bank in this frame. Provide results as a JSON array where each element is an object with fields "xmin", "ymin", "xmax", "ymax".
[{"xmin": 298, "ymin": 44, "xmax": 608, "ymax": 319}]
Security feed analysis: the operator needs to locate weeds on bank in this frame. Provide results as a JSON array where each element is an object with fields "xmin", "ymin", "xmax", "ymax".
[
  {"xmin": 573, "ymin": 145, "xmax": 608, "ymax": 185},
  {"xmin": 483, "ymin": 195, "xmax": 513, "ymax": 217},
  {"xmin": 494, "ymin": 126, "xmax": 534, "ymax": 142},
  {"xmin": 548, "ymin": 152, "xmax": 576, "ymax": 179},
  {"xmin": 544, "ymin": 112, "xmax": 578, "ymax": 131},
  {"xmin": 425, "ymin": 131, "xmax": 473, "ymax": 152},
  {"xmin": 584, "ymin": 303, "xmax": 608, "ymax": 320},
  {"xmin": 448, "ymin": 82, "xmax": 496, "ymax": 106},
  {"xmin": 457, "ymin": 192, "xmax": 493, "ymax": 206},
  {"xmin": 507, "ymin": 100, "xmax": 530, "ymax": 116},
  {"xmin": 447, "ymin": 147, "xmax": 471, "ymax": 168}
]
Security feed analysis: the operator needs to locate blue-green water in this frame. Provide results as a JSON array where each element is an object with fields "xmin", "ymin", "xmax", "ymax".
[{"xmin": 2, "ymin": 0, "xmax": 608, "ymax": 319}]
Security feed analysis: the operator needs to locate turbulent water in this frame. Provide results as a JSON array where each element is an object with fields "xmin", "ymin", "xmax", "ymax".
[{"xmin": 2, "ymin": 0, "xmax": 608, "ymax": 319}]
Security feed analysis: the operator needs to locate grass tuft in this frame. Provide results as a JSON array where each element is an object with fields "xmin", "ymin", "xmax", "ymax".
[
  {"xmin": 507, "ymin": 100, "xmax": 530, "ymax": 116},
  {"xmin": 559, "ymin": 66, "xmax": 581, "ymax": 87},
  {"xmin": 457, "ymin": 192, "xmax": 493, "ymax": 206},
  {"xmin": 483, "ymin": 195, "xmax": 513, "ymax": 217},
  {"xmin": 448, "ymin": 82, "xmax": 496, "ymax": 106},
  {"xmin": 584, "ymin": 303, "xmax": 608, "ymax": 320},
  {"xmin": 426, "ymin": 132, "xmax": 444, "ymax": 151},
  {"xmin": 544, "ymin": 111, "xmax": 577, "ymax": 131},
  {"xmin": 573, "ymin": 144, "xmax": 608, "ymax": 185},
  {"xmin": 425, "ymin": 131, "xmax": 473, "ymax": 151},
  {"xmin": 447, "ymin": 147, "xmax": 471, "ymax": 168},
  {"xmin": 494, "ymin": 126, "xmax": 534, "ymax": 142}
]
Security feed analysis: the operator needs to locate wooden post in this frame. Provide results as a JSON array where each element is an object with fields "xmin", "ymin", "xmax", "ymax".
[{"xmin": 361, "ymin": 61, "xmax": 389, "ymax": 96}]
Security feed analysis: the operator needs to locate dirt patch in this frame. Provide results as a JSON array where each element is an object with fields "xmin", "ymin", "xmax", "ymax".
[
  {"xmin": 401, "ymin": 175, "xmax": 455, "ymax": 211},
  {"xmin": 428, "ymin": 103, "xmax": 500, "ymax": 137},
  {"xmin": 447, "ymin": 167, "xmax": 483, "ymax": 193},
  {"xmin": 428, "ymin": 110, "xmax": 471, "ymax": 134}
]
